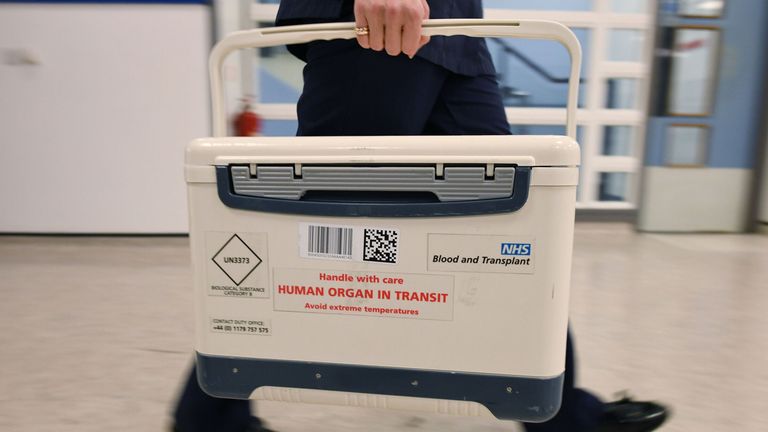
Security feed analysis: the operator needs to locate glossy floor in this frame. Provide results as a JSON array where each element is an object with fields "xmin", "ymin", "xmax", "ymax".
[{"xmin": 0, "ymin": 223, "xmax": 766, "ymax": 431}]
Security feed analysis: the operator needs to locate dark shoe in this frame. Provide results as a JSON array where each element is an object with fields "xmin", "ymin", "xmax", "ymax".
[
  {"xmin": 596, "ymin": 397, "xmax": 669, "ymax": 432},
  {"xmin": 172, "ymin": 416, "xmax": 276, "ymax": 432},
  {"xmin": 247, "ymin": 416, "xmax": 277, "ymax": 432}
]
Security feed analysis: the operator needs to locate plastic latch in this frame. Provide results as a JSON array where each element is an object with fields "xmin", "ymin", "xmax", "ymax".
[{"xmin": 486, "ymin": 164, "xmax": 495, "ymax": 178}]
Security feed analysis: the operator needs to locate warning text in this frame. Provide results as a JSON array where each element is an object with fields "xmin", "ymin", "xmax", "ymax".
[{"xmin": 274, "ymin": 268, "xmax": 454, "ymax": 321}]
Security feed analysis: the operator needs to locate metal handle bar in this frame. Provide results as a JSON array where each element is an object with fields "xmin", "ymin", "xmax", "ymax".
[{"xmin": 210, "ymin": 19, "xmax": 582, "ymax": 139}]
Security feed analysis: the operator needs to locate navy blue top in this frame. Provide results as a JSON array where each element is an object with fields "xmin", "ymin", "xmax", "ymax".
[{"xmin": 275, "ymin": 0, "xmax": 495, "ymax": 76}]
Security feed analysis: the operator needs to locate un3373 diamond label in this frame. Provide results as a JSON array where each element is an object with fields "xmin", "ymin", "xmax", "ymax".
[{"xmin": 206, "ymin": 232, "xmax": 270, "ymax": 298}]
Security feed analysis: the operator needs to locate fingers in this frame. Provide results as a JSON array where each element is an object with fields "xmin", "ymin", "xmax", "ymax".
[
  {"xmin": 396, "ymin": 1, "xmax": 427, "ymax": 57},
  {"xmin": 355, "ymin": 14, "xmax": 370, "ymax": 49},
  {"xmin": 400, "ymin": 21, "xmax": 419, "ymax": 58},
  {"xmin": 355, "ymin": 0, "xmax": 385, "ymax": 51},
  {"xmin": 385, "ymin": 7, "xmax": 405, "ymax": 56},
  {"xmin": 355, "ymin": 0, "xmax": 430, "ymax": 58},
  {"xmin": 368, "ymin": 7, "xmax": 386, "ymax": 52}
]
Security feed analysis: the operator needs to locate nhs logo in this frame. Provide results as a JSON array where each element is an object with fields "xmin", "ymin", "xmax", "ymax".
[{"xmin": 500, "ymin": 243, "xmax": 532, "ymax": 256}]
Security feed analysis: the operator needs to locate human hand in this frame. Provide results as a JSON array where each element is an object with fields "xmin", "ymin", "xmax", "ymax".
[{"xmin": 354, "ymin": 0, "xmax": 431, "ymax": 58}]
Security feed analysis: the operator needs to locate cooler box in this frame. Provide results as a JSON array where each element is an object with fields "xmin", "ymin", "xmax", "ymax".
[{"xmin": 186, "ymin": 20, "xmax": 582, "ymax": 422}]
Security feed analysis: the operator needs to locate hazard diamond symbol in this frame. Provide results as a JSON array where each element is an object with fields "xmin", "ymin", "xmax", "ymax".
[{"xmin": 212, "ymin": 234, "xmax": 262, "ymax": 286}]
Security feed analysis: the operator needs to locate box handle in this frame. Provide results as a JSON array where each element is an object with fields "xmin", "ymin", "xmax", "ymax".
[
  {"xmin": 215, "ymin": 166, "xmax": 531, "ymax": 217},
  {"xmin": 209, "ymin": 19, "xmax": 582, "ymax": 138},
  {"xmin": 229, "ymin": 165, "xmax": 517, "ymax": 202}
]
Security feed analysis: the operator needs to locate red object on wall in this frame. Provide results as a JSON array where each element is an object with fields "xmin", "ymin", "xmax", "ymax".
[{"xmin": 233, "ymin": 100, "xmax": 261, "ymax": 136}]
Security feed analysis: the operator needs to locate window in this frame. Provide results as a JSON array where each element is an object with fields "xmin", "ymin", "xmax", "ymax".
[
  {"xmin": 603, "ymin": 126, "xmax": 638, "ymax": 156},
  {"xmin": 678, "ymin": 0, "xmax": 725, "ymax": 18},
  {"xmin": 608, "ymin": 29, "xmax": 646, "ymax": 62},
  {"xmin": 483, "ymin": 0, "xmax": 592, "ymax": 11},
  {"xmin": 606, "ymin": 78, "xmax": 640, "ymax": 109},
  {"xmin": 598, "ymin": 172, "xmax": 631, "ymax": 202},
  {"xmin": 611, "ymin": 0, "xmax": 648, "ymax": 14},
  {"xmin": 262, "ymin": 120, "xmax": 299, "ymax": 137},
  {"xmin": 667, "ymin": 28, "xmax": 720, "ymax": 116},
  {"xmin": 489, "ymin": 29, "xmax": 591, "ymax": 109}
]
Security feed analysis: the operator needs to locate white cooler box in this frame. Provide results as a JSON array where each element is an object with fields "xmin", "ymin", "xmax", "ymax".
[{"xmin": 186, "ymin": 20, "xmax": 582, "ymax": 422}]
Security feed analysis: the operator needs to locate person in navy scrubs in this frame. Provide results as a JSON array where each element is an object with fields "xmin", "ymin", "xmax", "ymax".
[{"xmin": 172, "ymin": 1, "xmax": 668, "ymax": 431}]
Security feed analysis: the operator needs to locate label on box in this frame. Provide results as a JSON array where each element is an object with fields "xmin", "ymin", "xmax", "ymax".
[
  {"xmin": 206, "ymin": 232, "xmax": 270, "ymax": 298},
  {"xmin": 210, "ymin": 317, "xmax": 271, "ymax": 336},
  {"xmin": 273, "ymin": 267, "xmax": 454, "ymax": 321},
  {"xmin": 427, "ymin": 234, "xmax": 536, "ymax": 274},
  {"xmin": 298, "ymin": 222, "xmax": 399, "ymax": 265}
]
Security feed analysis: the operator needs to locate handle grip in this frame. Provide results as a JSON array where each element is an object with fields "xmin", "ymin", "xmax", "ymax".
[
  {"xmin": 210, "ymin": 19, "xmax": 582, "ymax": 138},
  {"xmin": 216, "ymin": 166, "xmax": 532, "ymax": 217}
]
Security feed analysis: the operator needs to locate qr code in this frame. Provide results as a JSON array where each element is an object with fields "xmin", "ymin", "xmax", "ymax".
[{"xmin": 363, "ymin": 229, "xmax": 399, "ymax": 264}]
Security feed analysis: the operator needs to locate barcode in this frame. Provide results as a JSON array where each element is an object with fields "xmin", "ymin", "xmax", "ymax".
[{"xmin": 307, "ymin": 225, "xmax": 353, "ymax": 258}]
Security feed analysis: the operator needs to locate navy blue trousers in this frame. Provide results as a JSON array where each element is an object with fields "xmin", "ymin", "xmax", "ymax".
[{"xmin": 174, "ymin": 40, "xmax": 603, "ymax": 432}]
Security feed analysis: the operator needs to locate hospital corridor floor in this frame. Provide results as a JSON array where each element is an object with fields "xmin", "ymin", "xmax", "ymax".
[{"xmin": 0, "ymin": 223, "xmax": 766, "ymax": 432}]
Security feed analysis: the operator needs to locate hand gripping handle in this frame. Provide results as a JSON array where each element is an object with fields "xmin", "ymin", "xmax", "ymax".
[{"xmin": 209, "ymin": 19, "xmax": 582, "ymax": 138}]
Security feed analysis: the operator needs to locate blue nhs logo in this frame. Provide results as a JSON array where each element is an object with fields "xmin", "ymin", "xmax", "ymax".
[{"xmin": 500, "ymin": 243, "xmax": 532, "ymax": 256}]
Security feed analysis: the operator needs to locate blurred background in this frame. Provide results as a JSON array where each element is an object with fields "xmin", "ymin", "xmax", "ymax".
[{"xmin": 1, "ymin": 0, "xmax": 767, "ymax": 431}]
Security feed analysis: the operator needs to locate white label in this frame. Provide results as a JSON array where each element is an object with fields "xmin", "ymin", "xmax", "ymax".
[
  {"xmin": 304, "ymin": 224, "xmax": 354, "ymax": 260},
  {"xmin": 299, "ymin": 223, "xmax": 399, "ymax": 265},
  {"xmin": 210, "ymin": 317, "xmax": 272, "ymax": 336},
  {"xmin": 206, "ymin": 232, "xmax": 270, "ymax": 298},
  {"xmin": 273, "ymin": 268, "xmax": 453, "ymax": 321},
  {"xmin": 428, "ymin": 234, "xmax": 536, "ymax": 274}
]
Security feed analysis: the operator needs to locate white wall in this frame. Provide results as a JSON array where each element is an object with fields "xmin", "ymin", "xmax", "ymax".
[
  {"xmin": 639, "ymin": 167, "xmax": 751, "ymax": 232},
  {"xmin": 0, "ymin": 3, "xmax": 211, "ymax": 233}
]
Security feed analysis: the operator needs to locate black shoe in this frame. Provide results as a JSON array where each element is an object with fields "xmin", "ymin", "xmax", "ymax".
[
  {"xmin": 247, "ymin": 416, "xmax": 277, "ymax": 432},
  {"xmin": 596, "ymin": 397, "xmax": 669, "ymax": 432},
  {"xmin": 172, "ymin": 416, "xmax": 276, "ymax": 432}
]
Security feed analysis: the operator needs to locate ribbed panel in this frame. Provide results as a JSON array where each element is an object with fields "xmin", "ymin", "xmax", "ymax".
[
  {"xmin": 251, "ymin": 387, "xmax": 490, "ymax": 417},
  {"xmin": 230, "ymin": 166, "xmax": 516, "ymax": 202}
]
